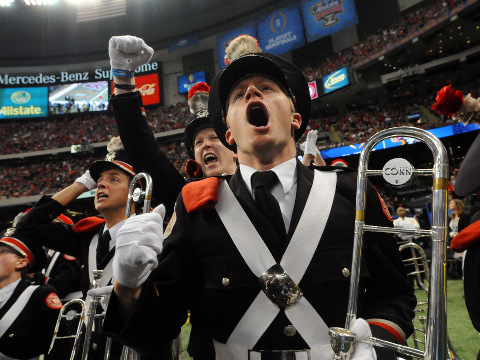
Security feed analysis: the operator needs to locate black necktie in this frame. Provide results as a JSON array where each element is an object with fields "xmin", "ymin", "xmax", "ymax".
[
  {"xmin": 98, "ymin": 230, "xmax": 111, "ymax": 266},
  {"xmin": 251, "ymin": 171, "xmax": 287, "ymax": 243}
]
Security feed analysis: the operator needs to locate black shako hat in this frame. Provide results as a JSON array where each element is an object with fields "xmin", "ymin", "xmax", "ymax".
[
  {"xmin": 89, "ymin": 147, "xmax": 136, "ymax": 182},
  {"xmin": 1, "ymin": 228, "xmax": 47, "ymax": 272},
  {"xmin": 184, "ymin": 110, "xmax": 211, "ymax": 159},
  {"xmin": 455, "ymin": 132, "xmax": 480, "ymax": 196},
  {"xmin": 209, "ymin": 52, "xmax": 311, "ymax": 152}
]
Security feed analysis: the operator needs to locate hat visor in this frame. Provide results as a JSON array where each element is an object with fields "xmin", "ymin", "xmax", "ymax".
[
  {"xmin": 89, "ymin": 160, "xmax": 136, "ymax": 182},
  {"xmin": 455, "ymin": 132, "xmax": 480, "ymax": 196}
]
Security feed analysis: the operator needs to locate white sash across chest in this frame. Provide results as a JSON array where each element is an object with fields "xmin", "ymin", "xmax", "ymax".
[
  {"xmin": 0, "ymin": 285, "xmax": 39, "ymax": 339},
  {"xmin": 213, "ymin": 170, "xmax": 337, "ymax": 360},
  {"xmin": 84, "ymin": 232, "xmax": 114, "ymax": 323}
]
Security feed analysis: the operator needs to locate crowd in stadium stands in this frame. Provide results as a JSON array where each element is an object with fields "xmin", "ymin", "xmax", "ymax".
[
  {"xmin": 0, "ymin": 103, "xmax": 191, "ymax": 155},
  {"xmin": 0, "ymin": 0, "xmax": 475, "ymax": 200},
  {"xmin": 302, "ymin": 0, "xmax": 462, "ymax": 81},
  {"xmin": 0, "ymin": 139, "xmax": 188, "ymax": 200}
]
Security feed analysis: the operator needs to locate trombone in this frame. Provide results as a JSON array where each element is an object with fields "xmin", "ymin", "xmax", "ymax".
[
  {"xmin": 329, "ymin": 127, "xmax": 449, "ymax": 359},
  {"xmin": 48, "ymin": 298, "xmax": 86, "ymax": 360}
]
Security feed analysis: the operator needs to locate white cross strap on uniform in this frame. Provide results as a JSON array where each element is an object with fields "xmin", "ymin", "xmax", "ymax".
[
  {"xmin": 84, "ymin": 233, "xmax": 114, "ymax": 324},
  {"xmin": 45, "ymin": 251, "xmax": 61, "ymax": 277},
  {"xmin": 0, "ymin": 285, "xmax": 39, "ymax": 338},
  {"xmin": 214, "ymin": 170, "xmax": 337, "ymax": 360}
]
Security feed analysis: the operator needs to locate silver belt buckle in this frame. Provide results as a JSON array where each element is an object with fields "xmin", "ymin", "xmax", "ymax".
[
  {"xmin": 258, "ymin": 264, "xmax": 303, "ymax": 310},
  {"xmin": 248, "ymin": 349, "xmax": 311, "ymax": 360}
]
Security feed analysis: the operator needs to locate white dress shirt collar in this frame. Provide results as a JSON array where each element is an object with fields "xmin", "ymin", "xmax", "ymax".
[
  {"xmin": 0, "ymin": 278, "xmax": 21, "ymax": 309},
  {"xmin": 240, "ymin": 157, "xmax": 297, "ymax": 197}
]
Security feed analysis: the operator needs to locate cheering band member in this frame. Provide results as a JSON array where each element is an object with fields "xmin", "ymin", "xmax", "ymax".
[{"xmin": 103, "ymin": 36, "xmax": 416, "ymax": 360}]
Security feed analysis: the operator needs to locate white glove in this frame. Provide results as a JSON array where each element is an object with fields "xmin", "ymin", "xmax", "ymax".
[
  {"xmin": 109, "ymin": 35, "xmax": 154, "ymax": 74},
  {"xmin": 87, "ymin": 285, "xmax": 113, "ymax": 312},
  {"xmin": 74, "ymin": 170, "xmax": 97, "ymax": 191},
  {"xmin": 300, "ymin": 130, "xmax": 319, "ymax": 156},
  {"xmin": 350, "ymin": 318, "xmax": 377, "ymax": 360},
  {"xmin": 113, "ymin": 204, "xmax": 165, "ymax": 288}
]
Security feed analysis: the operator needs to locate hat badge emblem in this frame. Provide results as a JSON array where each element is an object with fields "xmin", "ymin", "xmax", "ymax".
[
  {"xmin": 4, "ymin": 228, "xmax": 15, "ymax": 237},
  {"xmin": 106, "ymin": 152, "xmax": 116, "ymax": 162},
  {"xmin": 196, "ymin": 109, "xmax": 209, "ymax": 118}
]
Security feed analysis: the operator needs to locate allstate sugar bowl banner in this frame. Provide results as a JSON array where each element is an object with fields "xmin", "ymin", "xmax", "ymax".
[{"xmin": 301, "ymin": 0, "xmax": 358, "ymax": 42}]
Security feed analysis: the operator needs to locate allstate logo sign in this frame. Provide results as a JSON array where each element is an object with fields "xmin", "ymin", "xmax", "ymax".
[{"xmin": 11, "ymin": 90, "xmax": 31, "ymax": 104}]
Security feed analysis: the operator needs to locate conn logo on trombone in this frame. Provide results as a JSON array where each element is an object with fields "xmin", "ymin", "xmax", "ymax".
[{"xmin": 382, "ymin": 158, "xmax": 414, "ymax": 185}]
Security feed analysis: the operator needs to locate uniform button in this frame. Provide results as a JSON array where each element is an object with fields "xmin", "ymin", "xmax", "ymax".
[
  {"xmin": 8, "ymin": 333, "xmax": 14, "ymax": 338},
  {"xmin": 284, "ymin": 325, "xmax": 296, "ymax": 336},
  {"xmin": 342, "ymin": 268, "xmax": 350, "ymax": 277},
  {"xmin": 222, "ymin": 277, "xmax": 230, "ymax": 287},
  {"xmin": 81, "ymin": 265, "xmax": 85, "ymax": 269},
  {"xmin": 92, "ymin": 343, "xmax": 98, "ymax": 350}
]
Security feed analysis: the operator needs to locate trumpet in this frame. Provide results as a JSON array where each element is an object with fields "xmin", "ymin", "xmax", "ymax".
[{"xmin": 329, "ymin": 127, "xmax": 449, "ymax": 359}]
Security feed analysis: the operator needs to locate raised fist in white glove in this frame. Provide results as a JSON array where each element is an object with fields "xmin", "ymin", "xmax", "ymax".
[
  {"xmin": 109, "ymin": 35, "xmax": 154, "ymax": 76},
  {"xmin": 300, "ymin": 130, "xmax": 319, "ymax": 156},
  {"xmin": 350, "ymin": 318, "xmax": 377, "ymax": 360},
  {"xmin": 113, "ymin": 204, "xmax": 165, "ymax": 288},
  {"xmin": 74, "ymin": 169, "xmax": 97, "ymax": 191}
]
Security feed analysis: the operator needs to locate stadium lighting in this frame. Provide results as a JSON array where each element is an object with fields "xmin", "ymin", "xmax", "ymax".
[
  {"xmin": 23, "ymin": 0, "xmax": 58, "ymax": 4},
  {"xmin": 0, "ymin": 0, "xmax": 14, "ymax": 6}
]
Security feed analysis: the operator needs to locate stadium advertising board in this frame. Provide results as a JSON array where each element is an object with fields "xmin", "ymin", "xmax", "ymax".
[
  {"xmin": 0, "ymin": 87, "xmax": 48, "ymax": 120},
  {"xmin": 322, "ymin": 67, "xmax": 349, "ymax": 94},
  {"xmin": 301, "ymin": 0, "xmax": 358, "ymax": 43},
  {"xmin": 110, "ymin": 73, "xmax": 161, "ymax": 106},
  {"xmin": 216, "ymin": 22, "xmax": 256, "ymax": 70},
  {"xmin": 257, "ymin": 4, "xmax": 305, "ymax": 55},
  {"xmin": 320, "ymin": 123, "xmax": 480, "ymax": 159},
  {"xmin": 0, "ymin": 62, "xmax": 160, "ymax": 87},
  {"xmin": 49, "ymin": 81, "xmax": 108, "ymax": 115},
  {"xmin": 308, "ymin": 80, "xmax": 319, "ymax": 100},
  {"xmin": 177, "ymin": 71, "xmax": 207, "ymax": 95}
]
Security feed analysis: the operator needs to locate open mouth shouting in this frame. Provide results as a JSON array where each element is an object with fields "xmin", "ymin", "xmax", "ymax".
[
  {"xmin": 204, "ymin": 153, "xmax": 218, "ymax": 166},
  {"xmin": 247, "ymin": 102, "xmax": 269, "ymax": 128},
  {"xmin": 96, "ymin": 192, "xmax": 108, "ymax": 201}
]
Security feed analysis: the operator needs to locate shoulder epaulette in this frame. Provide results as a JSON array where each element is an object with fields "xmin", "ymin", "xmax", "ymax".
[
  {"xmin": 451, "ymin": 220, "xmax": 480, "ymax": 251},
  {"xmin": 373, "ymin": 185, "xmax": 393, "ymax": 222},
  {"xmin": 72, "ymin": 216, "xmax": 105, "ymax": 234},
  {"xmin": 183, "ymin": 177, "xmax": 222, "ymax": 213}
]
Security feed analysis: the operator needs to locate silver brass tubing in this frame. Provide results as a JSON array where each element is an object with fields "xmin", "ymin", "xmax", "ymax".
[
  {"xmin": 125, "ymin": 172, "xmax": 153, "ymax": 219},
  {"xmin": 333, "ymin": 127, "xmax": 448, "ymax": 360},
  {"xmin": 82, "ymin": 270, "xmax": 104, "ymax": 360},
  {"xmin": 366, "ymin": 169, "xmax": 433, "ymax": 176},
  {"xmin": 48, "ymin": 298, "xmax": 86, "ymax": 360},
  {"xmin": 363, "ymin": 225, "xmax": 431, "ymax": 237}
]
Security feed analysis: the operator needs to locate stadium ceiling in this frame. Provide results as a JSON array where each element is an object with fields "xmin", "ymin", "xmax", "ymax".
[{"xmin": 0, "ymin": 0, "xmax": 294, "ymax": 67}]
